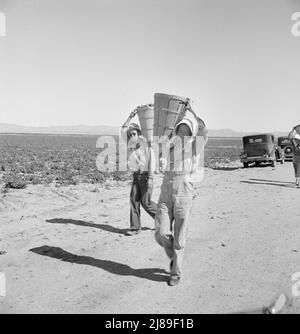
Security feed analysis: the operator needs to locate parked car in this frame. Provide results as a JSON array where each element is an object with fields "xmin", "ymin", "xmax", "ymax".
[
  {"xmin": 277, "ymin": 136, "xmax": 293, "ymax": 161},
  {"xmin": 240, "ymin": 133, "xmax": 283, "ymax": 168}
]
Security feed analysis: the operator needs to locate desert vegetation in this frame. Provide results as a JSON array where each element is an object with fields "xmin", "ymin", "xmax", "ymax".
[{"xmin": 0, "ymin": 134, "xmax": 243, "ymax": 189}]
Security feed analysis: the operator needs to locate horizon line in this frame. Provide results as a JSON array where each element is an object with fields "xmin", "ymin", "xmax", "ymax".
[{"xmin": 0, "ymin": 121, "xmax": 290, "ymax": 135}]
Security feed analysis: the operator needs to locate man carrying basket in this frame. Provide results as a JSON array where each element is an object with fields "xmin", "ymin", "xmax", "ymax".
[
  {"xmin": 154, "ymin": 100, "xmax": 208, "ymax": 286},
  {"xmin": 121, "ymin": 108, "xmax": 157, "ymax": 236}
]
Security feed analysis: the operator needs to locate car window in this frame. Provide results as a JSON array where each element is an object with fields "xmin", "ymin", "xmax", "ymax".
[
  {"xmin": 244, "ymin": 136, "xmax": 266, "ymax": 144},
  {"xmin": 279, "ymin": 138, "xmax": 291, "ymax": 145},
  {"xmin": 250, "ymin": 138, "xmax": 262, "ymax": 143}
]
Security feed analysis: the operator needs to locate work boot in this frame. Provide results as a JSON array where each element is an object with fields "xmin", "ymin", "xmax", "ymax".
[
  {"xmin": 168, "ymin": 276, "xmax": 180, "ymax": 286},
  {"xmin": 125, "ymin": 229, "xmax": 141, "ymax": 236}
]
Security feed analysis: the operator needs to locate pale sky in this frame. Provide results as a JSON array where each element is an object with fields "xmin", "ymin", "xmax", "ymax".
[{"xmin": 0, "ymin": 0, "xmax": 299, "ymax": 132}]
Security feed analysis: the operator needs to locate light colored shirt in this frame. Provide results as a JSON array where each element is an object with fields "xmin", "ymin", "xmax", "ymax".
[
  {"xmin": 160, "ymin": 111, "xmax": 207, "ymax": 182},
  {"xmin": 120, "ymin": 125, "xmax": 155, "ymax": 176}
]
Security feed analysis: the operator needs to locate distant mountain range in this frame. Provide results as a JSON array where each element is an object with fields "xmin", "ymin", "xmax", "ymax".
[
  {"xmin": 206, "ymin": 128, "xmax": 290, "ymax": 138},
  {"xmin": 0, "ymin": 122, "xmax": 290, "ymax": 138},
  {"xmin": 0, "ymin": 123, "xmax": 118, "ymax": 136}
]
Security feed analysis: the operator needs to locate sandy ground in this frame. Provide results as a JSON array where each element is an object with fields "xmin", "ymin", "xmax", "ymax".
[{"xmin": 0, "ymin": 162, "xmax": 300, "ymax": 314}]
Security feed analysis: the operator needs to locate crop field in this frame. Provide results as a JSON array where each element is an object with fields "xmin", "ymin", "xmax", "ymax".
[
  {"xmin": 204, "ymin": 137, "xmax": 243, "ymax": 166},
  {"xmin": 0, "ymin": 134, "xmax": 243, "ymax": 188}
]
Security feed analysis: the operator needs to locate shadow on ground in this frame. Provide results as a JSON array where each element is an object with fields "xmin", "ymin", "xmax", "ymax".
[
  {"xmin": 46, "ymin": 218, "xmax": 154, "ymax": 235},
  {"xmin": 246, "ymin": 164, "xmax": 275, "ymax": 168},
  {"xmin": 249, "ymin": 178, "xmax": 295, "ymax": 185},
  {"xmin": 241, "ymin": 180, "xmax": 297, "ymax": 188},
  {"xmin": 211, "ymin": 167, "xmax": 242, "ymax": 171},
  {"xmin": 210, "ymin": 163, "xmax": 277, "ymax": 171},
  {"xmin": 29, "ymin": 245, "xmax": 169, "ymax": 282}
]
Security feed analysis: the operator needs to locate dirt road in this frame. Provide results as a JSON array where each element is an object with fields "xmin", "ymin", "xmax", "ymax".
[{"xmin": 1, "ymin": 162, "xmax": 300, "ymax": 314}]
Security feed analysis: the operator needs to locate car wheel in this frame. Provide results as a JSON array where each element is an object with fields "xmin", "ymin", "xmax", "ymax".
[
  {"xmin": 284, "ymin": 146, "xmax": 293, "ymax": 156},
  {"xmin": 243, "ymin": 162, "xmax": 248, "ymax": 168}
]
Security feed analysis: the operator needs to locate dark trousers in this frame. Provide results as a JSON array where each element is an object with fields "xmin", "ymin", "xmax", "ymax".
[
  {"xmin": 130, "ymin": 172, "xmax": 157, "ymax": 230},
  {"xmin": 293, "ymin": 155, "xmax": 300, "ymax": 178}
]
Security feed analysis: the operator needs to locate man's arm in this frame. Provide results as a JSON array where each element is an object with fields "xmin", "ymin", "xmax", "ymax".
[
  {"xmin": 147, "ymin": 146, "xmax": 155, "ymax": 178},
  {"xmin": 185, "ymin": 100, "xmax": 208, "ymax": 144},
  {"xmin": 120, "ymin": 109, "xmax": 138, "ymax": 142}
]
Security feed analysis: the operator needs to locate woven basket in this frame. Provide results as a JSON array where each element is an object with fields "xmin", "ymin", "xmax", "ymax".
[
  {"xmin": 153, "ymin": 93, "xmax": 189, "ymax": 138},
  {"xmin": 136, "ymin": 104, "xmax": 154, "ymax": 142}
]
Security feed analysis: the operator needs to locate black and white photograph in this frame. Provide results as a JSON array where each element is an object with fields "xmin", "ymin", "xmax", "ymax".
[{"xmin": 0, "ymin": 0, "xmax": 300, "ymax": 316}]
